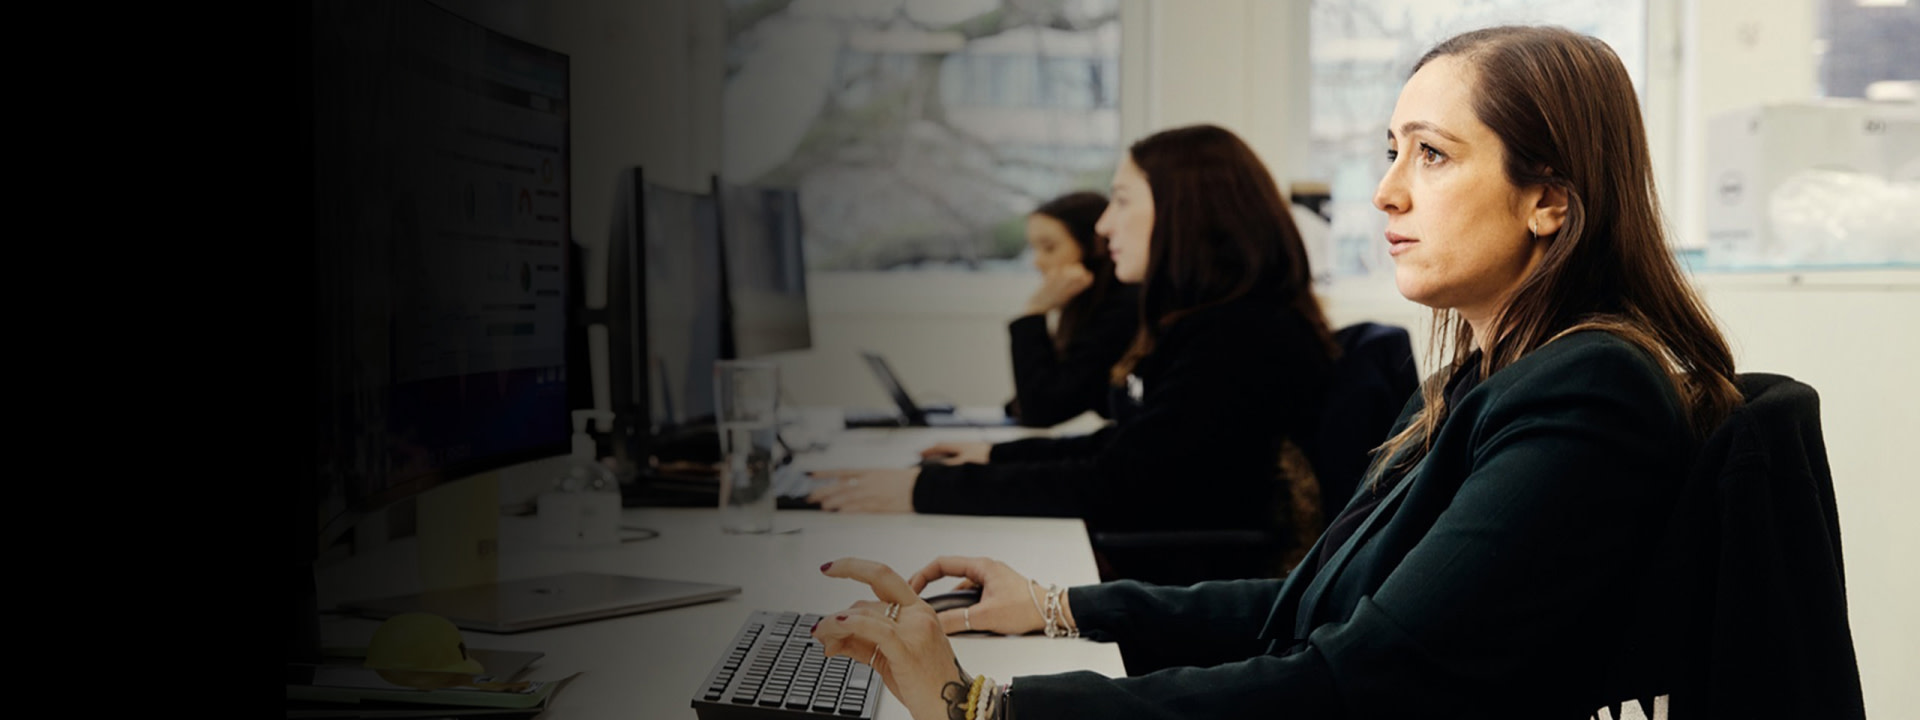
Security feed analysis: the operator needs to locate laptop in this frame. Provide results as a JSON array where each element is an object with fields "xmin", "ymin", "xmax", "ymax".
[
  {"xmin": 339, "ymin": 572, "xmax": 741, "ymax": 633},
  {"xmin": 848, "ymin": 351, "xmax": 1016, "ymax": 428}
]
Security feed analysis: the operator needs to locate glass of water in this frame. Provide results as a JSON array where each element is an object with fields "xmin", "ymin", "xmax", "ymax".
[{"xmin": 713, "ymin": 360, "xmax": 780, "ymax": 533}]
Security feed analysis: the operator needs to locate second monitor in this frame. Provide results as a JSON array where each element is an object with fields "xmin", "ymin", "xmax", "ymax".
[{"xmin": 600, "ymin": 170, "xmax": 815, "ymax": 474}]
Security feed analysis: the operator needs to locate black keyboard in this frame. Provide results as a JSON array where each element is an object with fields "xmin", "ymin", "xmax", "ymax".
[{"xmin": 691, "ymin": 611, "xmax": 881, "ymax": 720}]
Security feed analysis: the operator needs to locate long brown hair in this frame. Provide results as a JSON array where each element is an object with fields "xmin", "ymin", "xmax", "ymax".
[
  {"xmin": 1110, "ymin": 124, "xmax": 1335, "ymax": 382},
  {"xmin": 1031, "ymin": 191, "xmax": 1116, "ymax": 356},
  {"xmin": 1372, "ymin": 26, "xmax": 1740, "ymax": 482}
]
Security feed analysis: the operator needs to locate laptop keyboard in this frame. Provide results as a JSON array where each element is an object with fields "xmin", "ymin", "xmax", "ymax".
[{"xmin": 691, "ymin": 611, "xmax": 880, "ymax": 720}]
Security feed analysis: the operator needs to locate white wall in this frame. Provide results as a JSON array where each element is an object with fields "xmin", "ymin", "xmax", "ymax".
[{"xmin": 1129, "ymin": 0, "xmax": 1313, "ymax": 189}]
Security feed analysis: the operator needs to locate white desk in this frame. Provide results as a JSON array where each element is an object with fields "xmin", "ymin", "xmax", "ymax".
[
  {"xmin": 314, "ymin": 427, "xmax": 1126, "ymax": 719},
  {"xmin": 783, "ymin": 425, "xmax": 1041, "ymax": 472}
]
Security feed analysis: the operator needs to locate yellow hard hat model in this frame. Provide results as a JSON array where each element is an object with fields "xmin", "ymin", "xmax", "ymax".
[{"xmin": 364, "ymin": 612, "xmax": 486, "ymax": 676}]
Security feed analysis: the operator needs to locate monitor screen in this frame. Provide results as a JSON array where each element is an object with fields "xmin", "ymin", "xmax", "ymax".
[
  {"xmin": 313, "ymin": 0, "xmax": 571, "ymax": 534},
  {"xmin": 716, "ymin": 182, "xmax": 812, "ymax": 358},
  {"xmin": 641, "ymin": 182, "xmax": 725, "ymax": 428}
]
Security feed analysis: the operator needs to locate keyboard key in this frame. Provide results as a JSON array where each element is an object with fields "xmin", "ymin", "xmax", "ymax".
[{"xmin": 698, "ymin": 611, "xmax": 881, "ymax": 719}]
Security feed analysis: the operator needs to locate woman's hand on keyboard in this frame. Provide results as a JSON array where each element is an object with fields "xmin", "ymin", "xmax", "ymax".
[
  {"xmin": 905, "ymin": 556, "xmax": 1048, "ymax": 636},
  {"xmin": 805, "ymin": 468, "xmax": 918, "ymax": 513},
  {"xmin": 918, "ymin": 442, "xmax": 991, "ymax": 466},
  {"xmin": 814, "ymin": 558, "xmax": 972, "ymax": 720}
]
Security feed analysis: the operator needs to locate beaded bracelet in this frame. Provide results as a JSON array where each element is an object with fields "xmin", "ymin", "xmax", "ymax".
[
  {"xmin": 1027, "ymin": 579, "xmax": 1080, "ymax": 639},
  {"xmin": 964, "ymin": 674, "xmax": 987, "ymax": 720},
  {"xmin": 1043, "ymin": 584, "xmax": 1079, "ymax": 639}
]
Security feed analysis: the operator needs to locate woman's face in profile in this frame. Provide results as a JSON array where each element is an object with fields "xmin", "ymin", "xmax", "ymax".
[
  {"xmin": 1096, "ymin": 154, "xmax": 1154, "ymax": 284},
  {"xmin": 1025, "ymin": 214, "xmax": 1085, "ymax": 275},
  {"xmin": 1374, "ymin": 55, "xmax": 1547, "ymax": 324}
]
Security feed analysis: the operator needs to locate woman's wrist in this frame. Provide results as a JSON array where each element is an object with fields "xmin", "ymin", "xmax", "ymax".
[{"xmin": 1027, "ymin": 580, "xmax": 1080, "ymax": 638}]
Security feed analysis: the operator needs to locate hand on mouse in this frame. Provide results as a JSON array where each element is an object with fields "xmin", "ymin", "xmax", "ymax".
[
  {"xmin": 918, "ymin": 442, "xmax": 991, "ymax": 466},
  {"xmin": 905, "ymin": 556, "xmax": 1062, "ymax": 636}
]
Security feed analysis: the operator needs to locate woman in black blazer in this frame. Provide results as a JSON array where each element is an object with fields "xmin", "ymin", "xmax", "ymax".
[
  {"xmin": 809, "ymin": 26, "xmax": 1745, "ymax": 720},
  {"xmin": 1002, "ymin": 191, "xmax": 1140, "ymax": 428},
  {"xmin": 807, "ymin": 124, "xmax": 1338, "ymax": 535}
]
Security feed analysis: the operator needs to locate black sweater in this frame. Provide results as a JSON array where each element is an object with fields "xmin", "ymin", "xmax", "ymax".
[
  {"xmin": 1004, "ymin": 285, "xmax": 1140, "ymax": 427},
  {"xmin": 914, "ymin": 288, "xmax": 1332, "ymax": 531}
]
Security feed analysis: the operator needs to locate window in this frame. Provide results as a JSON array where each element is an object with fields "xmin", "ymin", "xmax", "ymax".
[
  {"xmin": 723, "ymin": 0, "xmax": 1122, "ymax": 271},
  {"xmin": 1817, "ymin": 0, "xmax": 1919, "ymax": 100}
]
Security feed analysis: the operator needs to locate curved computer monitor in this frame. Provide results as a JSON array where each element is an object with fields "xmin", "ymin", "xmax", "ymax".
[{"xmin": 311, "ymin": 0, "xmax": 572, "ymax": 554}]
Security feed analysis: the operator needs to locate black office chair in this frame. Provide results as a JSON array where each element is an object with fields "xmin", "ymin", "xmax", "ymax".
[
  {"xmin": 1304, "ymin": 322, "xmax": 1420, "ymax": 518},
  {"xmin": 1595, "ymin": 373, "xmax": 1865, "ymax": 720},
  {"xmin": 1089, "ymin": 322, "xmax": 1418, "ymax": 586}
]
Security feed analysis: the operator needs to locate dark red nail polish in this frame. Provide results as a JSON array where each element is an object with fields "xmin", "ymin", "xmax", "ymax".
[
  {"xmin": 836, "ymin": 614, "xmax": 847, "ymax": 621},
  {"xmin": 820, "ymin": 562, "xmax": 833, "ymax": 572}
]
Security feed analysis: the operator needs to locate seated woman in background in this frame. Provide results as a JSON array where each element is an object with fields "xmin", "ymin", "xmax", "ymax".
[
  {"xmin": 1002, "ymin": 191, "xmax": 1140, "ymax": 428},
  {"xmin": 808, "ymin": 123, "xmax": 1338, "ymax": 538},
  {"xmin": 809, "ymin": 25, "xmax": 1742, "ymax": 719}
]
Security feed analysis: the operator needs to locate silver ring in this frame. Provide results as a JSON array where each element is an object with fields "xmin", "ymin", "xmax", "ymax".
[
  {"xmin": 867, "ymin": 647, "xmax": 879, "ymax": 667},
  {"xmin": 964, "ymin": 607, "xmax": 972, "ymax": 632},
  {"xmin": 885, "ymin": 602, "xmax": 900, "ymax": 621}
]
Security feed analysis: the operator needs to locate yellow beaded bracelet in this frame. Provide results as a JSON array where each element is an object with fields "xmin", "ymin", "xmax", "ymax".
[{"xmin": 965, "ymin": 674, "xmax": 986, "ymax": 720}]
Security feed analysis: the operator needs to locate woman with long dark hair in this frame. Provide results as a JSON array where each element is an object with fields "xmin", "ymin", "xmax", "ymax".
[
  {"xmin": 1002, "ymin": 191, "xmax": 1139, "ymax": 428},
  {"xmin": 809, "ymin": 124, "xmax": 1338, "ymax": 538},
  {"xmin": 808, "ymin": 26, "xmax": 1744, "ymax": 719}
]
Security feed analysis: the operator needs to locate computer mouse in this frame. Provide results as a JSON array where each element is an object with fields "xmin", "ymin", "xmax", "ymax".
[{"xmin": 922, "ymin": 589, "xmax": 983, "ymax": 612}]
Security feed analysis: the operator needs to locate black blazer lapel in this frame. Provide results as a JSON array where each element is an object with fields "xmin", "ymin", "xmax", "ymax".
[{"xmin": 1257, "ymin": 457, "xmax": 1425, "ymax": 646}]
